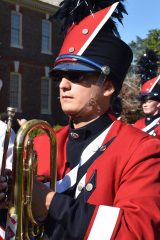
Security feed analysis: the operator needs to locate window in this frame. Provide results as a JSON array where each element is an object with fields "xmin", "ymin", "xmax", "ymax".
[
  {"xmin": 41, "ymin": 20, "xmax": 52, "ymax": 54},
  {"xmin": 9, "ymin": 73, "xmax": 21, "ymax": 111},
  {"xmin": 11, "ymin": 11, "xmax": 22, "ymax": 48},
  {"xmin": 41, "ymin": 77, "xmax": 51, "ymax": 114}
]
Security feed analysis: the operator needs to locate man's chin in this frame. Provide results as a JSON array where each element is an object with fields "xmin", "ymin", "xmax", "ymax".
[
  {"xmin": 63, "ymin": 109, "xmax": 77, "ymax": 117},
  {"xmin": 145, "ymin": 112, "xmax": 152, "ymax": 116}
]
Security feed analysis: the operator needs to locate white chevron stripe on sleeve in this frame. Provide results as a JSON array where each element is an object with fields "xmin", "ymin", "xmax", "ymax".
[
  {"xmin": 88, "ymin": 205, "xmax": 120, "ymax": 240},
  {"xmin": 0, "ymin": 226, "xmax": 5, "ymax": 240}
]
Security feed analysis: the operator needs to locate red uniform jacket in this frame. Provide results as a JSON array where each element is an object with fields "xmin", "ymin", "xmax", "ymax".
[
  {"xmin": 134, "ymin": 116, "xmax": 160, "ymax": 139},
  {"xmin": 33, "ymin": 119, "xmax": 160, "ymax": 239},
  {"xmin": 1, "ymin": 120, "xmax": 160, "ymax": 240}
]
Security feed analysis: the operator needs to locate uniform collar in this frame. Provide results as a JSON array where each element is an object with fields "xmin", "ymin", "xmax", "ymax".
[
  {"xmin": 69, "ymin": 113, "xmax": 114, "ymax": 141},
  {"xmin": 146, "ymin": 113, "xmax": 160, "ymax": 125}
]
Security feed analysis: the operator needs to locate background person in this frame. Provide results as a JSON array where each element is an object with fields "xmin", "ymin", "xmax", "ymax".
[
  {"xmin": 134, "ymin": 75, "xmax": 160, "ymax": 138},
  {"xmin": 0, "ymin": 104, "xmax": 15, "ymax": 170},
  {"xmin": 0, "ymin": 103, "xmax": 15, "ymax": 238},
  {"xmin": 17, "ymin": 118, "xmax": 27, "ymax": 127},
  {"xmin": 0, "ymin": 111, "xmax": 20, "ymax": 134}
]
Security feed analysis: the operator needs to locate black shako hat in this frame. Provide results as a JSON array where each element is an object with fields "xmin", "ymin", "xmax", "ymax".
[
  {"xmin": 138, "ymin": 75, "xmax": 160, "ymax": 101},
  {"xmin": 50, "ymin": 1, "xmax": 133, "ymax": 92}
]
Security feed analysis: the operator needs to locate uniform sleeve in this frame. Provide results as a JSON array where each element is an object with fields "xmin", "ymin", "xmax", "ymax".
[
  {"xmin": 46, "ymin": 193, "xmax": 95, "ymax": 239},
  {"xmin": 112, "ymin": 137, "xmax": 160, "ymax": 239},
  {"xmin": 45, "ymin": 137, "xmax": 160, "ymax": 240}
]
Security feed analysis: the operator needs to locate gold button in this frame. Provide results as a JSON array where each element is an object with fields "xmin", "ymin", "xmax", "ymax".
[{"xmin": 86, "ymin": 183, "xmax": 93, "ymax": 192}]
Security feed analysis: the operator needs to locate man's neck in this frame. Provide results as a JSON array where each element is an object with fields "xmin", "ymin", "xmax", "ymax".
[
  {"xmin": 147, "ymin": 111, "xmax": 160, "ymax": 117},
  {"xmin": 152, "ymin": 110, "xmax": 160, "ymax": 116},
  {"xmin": 72, "ymin": 115, "xmax": 101, "ymax": 129}
]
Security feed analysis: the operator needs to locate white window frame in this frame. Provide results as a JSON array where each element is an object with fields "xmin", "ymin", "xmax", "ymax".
[
  {"xmin": 41, "ymin": 19, "xmax": 52, "ymax": 54},
  {"xmin": 11, "ymin": 10, "xmax": 23, "ymax": 49},
  {"xmin": 9, "ymin": 72, "xmax": 22, "ymax": 112},
  {"xmin": 41, "ymin": 77, "xmax": 52, "ymax": 114}
]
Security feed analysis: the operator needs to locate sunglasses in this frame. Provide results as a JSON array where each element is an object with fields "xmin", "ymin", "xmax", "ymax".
[{"xmin": 53, "ymin": 72, "xmax": 99, "ymax": 83}]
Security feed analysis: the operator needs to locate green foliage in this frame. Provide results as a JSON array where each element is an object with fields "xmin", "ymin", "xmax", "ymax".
[
  {"xmin": 129, "ymin": 29, "xmax": 160, "ymax": 67},
  {"xmin": 29, "ymin": 129, "xmax": 43, "ymax": 138},
  {"xmin": 29, "ymin": 124, "xmax": 62, "ymax": 138},
  {"xmin": 144, "ymin": 29, "xmax": 160, "ymax": 56},
  {"xmin": 136, "ymin": 49, "xmax": 159, "ymax": 83},
  {"xmin": 129, "ymin": 37, "xmax": 146, "ymax": 64},
  {"xmin": 53, "ymin": 124, "xmax": 62, "ymax": 130}
]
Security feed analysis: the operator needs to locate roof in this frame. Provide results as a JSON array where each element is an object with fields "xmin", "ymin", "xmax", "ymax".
[
  {"xmin": 4, "ymin": 0, "xmax": 61, "ymax": 13},
  {"xmin": 39, "ymin": 0, "xmax": 61, "ymax": 6}
]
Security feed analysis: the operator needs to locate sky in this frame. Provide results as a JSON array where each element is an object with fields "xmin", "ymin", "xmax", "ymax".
[{"xmin": 117, "ymin": 0, "xmax": 160, "ymax": 44}]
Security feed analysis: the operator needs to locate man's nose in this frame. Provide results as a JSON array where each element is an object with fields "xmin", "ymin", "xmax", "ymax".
[{"xmin": 59, "ymin": 77, "xmax": 71, "ymax": 90}]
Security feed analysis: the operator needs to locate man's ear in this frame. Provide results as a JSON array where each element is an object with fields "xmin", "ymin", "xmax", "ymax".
[{"xmin": 103, "ymin": 81, "xmax": 115, "ymax": 97}]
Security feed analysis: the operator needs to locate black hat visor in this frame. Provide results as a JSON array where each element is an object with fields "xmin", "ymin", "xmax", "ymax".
[
  {"xmin": 138, "ymin": 92, "xmax": 160, "ymax": 102},
  {"xmin": 50, "ymin": 54, "xmax": 104, "ymax": 77}
]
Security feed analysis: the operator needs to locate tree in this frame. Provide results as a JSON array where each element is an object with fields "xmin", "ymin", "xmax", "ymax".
[
  {"xmin": 136, "ymin": 49, "xmax": 159, "ymax": 84},
  {"xmin": 129, "ymin": 37, "xmax": 146, "ymax": 64},
  {"xmin": 144, "ymin": 29, "xmax": 160, "ymax": 57},
  {"xmin": 120, "ymin": 73, "xmax": 143, "ymax": 124},
  {"xmin": 129, "ymin": 29, "xmax": 160, "ymax": 66}
]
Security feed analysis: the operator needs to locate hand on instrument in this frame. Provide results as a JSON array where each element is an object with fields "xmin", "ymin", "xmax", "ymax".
[
  {"xmin": 32, "ymin": 178, "xmax": 55, "ymax": 222},
  {"xmin": 0, "ymin": 169, "xmax": 12, "ymax": 208},
  {"xmin": 0, "ymin": 175, "xmax": 8, "ymax": 208},
  {"xmin": 17, "ymin": 118, "xmax": 27, "ymax": 126}
]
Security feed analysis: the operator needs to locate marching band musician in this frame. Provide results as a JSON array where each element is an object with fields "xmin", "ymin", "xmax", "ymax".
[
  {"xmin": 0, "ymin": 86, "xmax": 15, "ymax": 239},
  {"xmin": 1, "ymin": 0, "xmax": 160, "ymax": 239},
  {"xmin": 32, "ymin": 0, "xmax": 160, "ymax": 239},
  {"xmin": 0, "ymin": 119, "xmax": 15, "ymax": 239},
  {"xmin": 134, "ymin": 75, "xmax": 160, "ymax": 139},
  {"xmin": 0, "ymin": 81, "xmax": 15, "ymax": 171}
]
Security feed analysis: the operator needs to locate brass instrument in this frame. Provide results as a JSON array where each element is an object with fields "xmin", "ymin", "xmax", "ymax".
[
  {"xmin": 1, "ymin": 107, "xmax": 16, "ymax": 175},
  {"xmin": 5, "ymin": 119, "xmax": 57, "ymax": 240}
]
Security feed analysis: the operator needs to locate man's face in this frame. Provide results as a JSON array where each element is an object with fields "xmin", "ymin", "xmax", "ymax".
[
  {"xmin": 58, "ymin": 72, "xmax": 114, "ymax": 121},
  {"xmin": 142, "ymin": 99, "xmax": 160, "ymax": 116}
]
